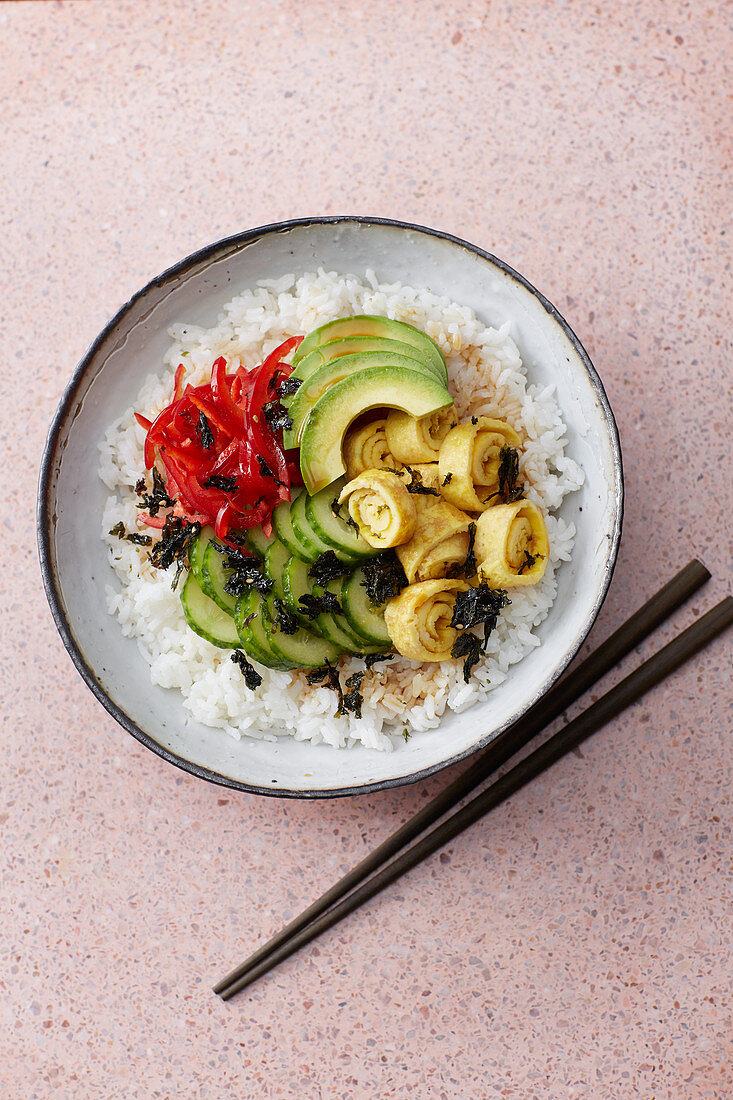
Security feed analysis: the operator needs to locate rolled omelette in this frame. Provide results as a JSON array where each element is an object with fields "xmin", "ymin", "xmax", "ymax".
[
  {"xmin": 343, "ymin": 418, "xmax": 398, "ymax": 480},
  {"xmin": 475, "ymin": 499, "xmax": 549, "ymax": 587},
  {"xmin": 383, "ymin": 578, "xmax": 470, "ymax": 661},
  {"xmin": 396, "ymin": 499, "xmax": 471, "ymax": 582},
  {"xmin": 439, "ymin": 417, "xmax": 522, "ymax": 512},
  {"xmin": 338, "ymin": 469, "xmax": 416, "ymax": 548},
  {"xmin": 385, "ymin": 405, "xmax": 458, "ymax": 463}
]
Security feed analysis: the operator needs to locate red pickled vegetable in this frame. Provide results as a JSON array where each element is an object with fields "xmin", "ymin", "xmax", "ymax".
[{"xmin": 136, "ymin": 337, "xmax": 303, "ymax": 542}]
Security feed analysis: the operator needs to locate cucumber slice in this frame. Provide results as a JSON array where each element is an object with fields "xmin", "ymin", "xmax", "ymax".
[
  {"xmin": 181, "ymin": 570, "xmax": 240, "ymax": 648},
  {"xmin": 272, "ymin": 494, "xmax": 314, "ymax": 562},
  {"xmin": 264, "ymin": 594, "xmax": 343, "ymax": 668},
  {"xmin": 290, "ymin": 491, "xmax": 334, "ymax": 558},
  {"xmin": 319, "ymin": 578, "xmax": 389, "ymax": 654},
  {"xmin": 189, "ymin": 526, "xmax": 215, "ymax": 589},
  {"xmin": 235, "ymin": 589, "xmax": 295, "ymax": 670},
  {"xmin": 305, "ymin": 478, "xmax": 376, "ymax": 561},
  {"xmin": 342, "ymin": 567, "xmax": 392, "ymax": 646},
  {"xmin": 281, "ymin": 555, "xmax": 324, "ymax": 635},
  {"xmin": 263, "ymin": 539, "xmax": 291, "ymax": 600},
  {"xmin": 202, "ymin": 542, "xmax": 238, "ymax": 616},
  {"xmin": 244, "ymin": 523, "xmax": 276, "ymax": 558}
]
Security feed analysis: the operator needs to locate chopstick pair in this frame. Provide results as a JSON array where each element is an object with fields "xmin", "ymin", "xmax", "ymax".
[{"xmin": 215, "ymin": 560, "xmax": 731, "ymax": 1000}]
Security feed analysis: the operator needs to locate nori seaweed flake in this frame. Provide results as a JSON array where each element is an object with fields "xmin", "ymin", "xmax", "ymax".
[
  {"xmin": 272, "ymin": 598, "xmax": 299, "ymax": 635},
  {"xmin": 222, "ymin": 563, "xmax": 273, "ymax": 597},
  {"xmin": 262, "ymin": 400, "xmax": 293, "ymax": 433},
  {"xmin": 497, "ymin": 445, "xmax": 524, "ymax": 503},
  {"xmin": 134, "ymin": 467, "xmax": 175, "ymax": 516},
  {"xmin": 451, "ymin": 632, "xmax": 485, "ymax": 684},
  {"xmin": 471, "ymin": 415, "xmax": 479, "ymax": 425},
  {"xmin": 331, "ymin": 495, "xmax": 360, "ymax": 532},
  {"xmin": 308, "ymin": 551, "xmax": 353, "ymax": 585},
  {"xmin": 442, "ymin": 472, "xmax": 453, "ymax": 486},
  {"xmin": 450, "ymin": 583, "xmax": 509, "ymax": 632},
  {"xmin": 148, "ymin": 516, "xmax": 201, "ymax": 588},
  {"xmin": 393, "ymin": 464, "xmax": 440, "ymax": 497},
  {"xmin": 109, "ymin": 521, "xmax": 153, "ymax": 547},
  {"xmin": 256, "ymin": 455, "xmax": 286, "ymax": 487},
  {"xmin": 203, "ymin": 474, "xmax": 238, "ymax": 492},
  {"xmin": 231, "ymin": 650, "xmax": 263, "ymax": 691},
  {"xmin": 446, "ymin": 521, "xmax": 477, "ymax": 580},
  {"xmin": 361, "ymin": 551, "xmax": 408, "ymax": 606},
  {"xmin": 340, "ymin": 671, "xmax": 365, "ymax": 719},
  {"xmin": 517, "ymin": 550, "xmax": 540, "ymax": 575},
  {"xmin": 276, "ymin": 376, "xmax": 302, "ymax": 399},
  {"xmin": 197, "ymin": 411, "xmax": 214, "ymax": 450},
  {"xmin": 364, "ymin": 652, "xmax": 393, "ymax": 670},
  {"xmin": 298, "ymin": 590, "xmax": 343, "ymax": 620}
]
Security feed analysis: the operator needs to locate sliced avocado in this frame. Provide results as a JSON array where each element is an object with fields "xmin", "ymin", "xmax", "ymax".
[
  {"xmin": 292, "ymin": 315, "xmax": 446, "ymax": 381},
  {"xmin": 291, "ymin": 335, "xmax": 436, "ymax": 382},
  {"xmin": 299, "ymin": 364, "xmax": 453, "ymax": 493},
  {"xmin": 284, "ymin": 350, "xmax": 443, "ymax": 448}
]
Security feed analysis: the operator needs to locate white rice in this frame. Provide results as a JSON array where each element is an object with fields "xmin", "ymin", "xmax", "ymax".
[{"xmin": 99, "ymin": 269, "xmax": 584, "ymax": 752}]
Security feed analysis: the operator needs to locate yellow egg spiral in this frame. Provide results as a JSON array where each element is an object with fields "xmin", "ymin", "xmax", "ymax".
[
  {"xmin": 343, "ymin": 419, "xmax": 398, "ymax": 479},
  {"xmin": 385, "ymin": 405, "xmax": 458, "ymax": 463},
  {"xmin": 396, "ymin": 500, "xmax": 471, "ymax": 583},
  {"xmin": 439, "ymin": 417, "xmax": 522, "ymax": 512},
  {"xmin": 475, "ymin": 500, "xmax": 549, "ymax": 587},
  {"xmin": 338, "ymin": 469, "xmax": 416, "ymax": 548},
  {"xmin": 383, "ymin": 579, "xmax": 470, "ymax": 662}
]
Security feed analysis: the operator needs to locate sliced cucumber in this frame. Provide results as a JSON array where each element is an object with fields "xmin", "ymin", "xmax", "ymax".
[
  {"xmin": 342, "ymin": 567, "xmax": 392, "ymax": 646},
  {"xmin": 263, "ymin": 593, "xmax": 343, "ymax": 668},
  {"xmin": 189, "ymin": 526, "xmax": 216, "ymax": 589},
  {"xmin": 306, "ymin": 478, "xmax": 375, "ymax": 561},
  {"xmin": 263, "ymin": 539, "xmax": 291, "ymax": 601},
  {"xmin": 290, "ymin": 491, "xmax": 334, "ymax": 559},
  {"xmin": 235, "ymin": 589, "xmax": 294, "ymax": 670},
  {"xmin": 202, "ymin": 542, "xmax": 238, "ymax": 616},
  {"xmin": 181, "ymin": 570, "xmax": 240, "ymax": 648},
  {"xmin": 244, "ymin": 523, "xmax": 276, "ymax": 558},
  {"xmin": 319, "ymin": 578, "xmax": 389, "ymax": 654},
  {"xmin": 281, "ymin": 555, "xmax": 324, "ymax": 635},
  {"xmin": 272, "ymin": 494, "xmax": 314, "ymax": 562}
]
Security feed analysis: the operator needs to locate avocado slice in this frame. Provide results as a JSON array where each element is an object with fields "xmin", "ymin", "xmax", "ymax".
[
  {"xmin": 284, "ymin": 350, "xmax": 444, "ymax": 448},
  {"xmin": 292, "ymin": 335, "xmax": 439, "ymax": 383},
  {"xmin": 299, "ymin": 364, "xmax": 453, "ymax": 494},
  {"xmin": 292, "ymin": 315, "xmax": 446, "ymax": 381}
]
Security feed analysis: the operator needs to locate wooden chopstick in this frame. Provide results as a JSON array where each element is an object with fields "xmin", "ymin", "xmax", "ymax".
[
  {"xmin": 213, "ymin": 560, "xmax": 710, "ymax": 997},
  {"xmin": 218, "ymin": 595, "xmax": 733, "ymax": 998}
]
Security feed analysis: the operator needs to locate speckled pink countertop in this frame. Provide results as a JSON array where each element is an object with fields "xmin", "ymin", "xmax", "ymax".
[{"xmin": 2, "ymin": 1, "xmax": 731, "ymax": 1096}]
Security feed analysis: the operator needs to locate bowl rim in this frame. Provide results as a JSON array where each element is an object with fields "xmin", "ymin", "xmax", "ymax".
[{"xmin": 37, "ymin": 214, "xmax": 624, "ymax": 798}]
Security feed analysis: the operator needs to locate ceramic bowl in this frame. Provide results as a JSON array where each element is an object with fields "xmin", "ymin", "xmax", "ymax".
[{"xmin": 38, "ymin": 217, "xmax": 623, "ymax": 797}]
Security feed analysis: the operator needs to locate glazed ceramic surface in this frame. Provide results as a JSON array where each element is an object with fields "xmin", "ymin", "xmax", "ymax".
[{"xmin": 38, "ymin": 217, "xmax": 623, "ymax": 796}]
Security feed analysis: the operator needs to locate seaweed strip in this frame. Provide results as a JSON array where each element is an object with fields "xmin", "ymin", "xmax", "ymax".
[
  {"xmin": 360, "ymin": 551, "xmax": 408, "ymax": 606},
  {"xmin": 197, "ymin": 411, "xmax": 214, "ymax": 450},
  {"xmin": 262, "ymin": 400, "xmax": 293, "ymax": 433},
  {"xmin": 134, "ymin": 467, "xmax": 175, "ymax": 516},
  {"xmin": 109, "ymin": 521, "xmax": 153, "ymax": 547},
  {"xmin": 308, "ymin": 551, "xmax": 353, "ymax": 585},
  {"xmin": 231, "ymin": 650, "xmax": 263, "ymax": 691}
]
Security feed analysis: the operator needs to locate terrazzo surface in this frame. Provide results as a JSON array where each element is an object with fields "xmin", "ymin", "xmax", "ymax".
[{"xmin": 2, "ymin": 1, "xmax": 731, "ymax": 1096}]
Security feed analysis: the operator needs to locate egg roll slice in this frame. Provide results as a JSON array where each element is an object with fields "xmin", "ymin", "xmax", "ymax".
[
  {"xmin": 475, "ymin": 500, "xmax": 549, "ymax": 587},
  {"xmin": 338, "ymin": 469, "xmax": 416, "ymax": 549},
  {"xmin": 383, "ymin": 578, "xmax": 470, "ymax": 662},
  {"xmin": 439, "ymin": 417, "xmax": 522, "ymax": 512},
  {"xmin": 396, "ymin": 500, "xmax": 471, "ymax": 583},
  {"xmin": 385, "ymin": 405, "xmax": 458, "ymax": 463},
  {"xmin": 343, "ymin": 419, "xmax": 398, "ymax": 479}
]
